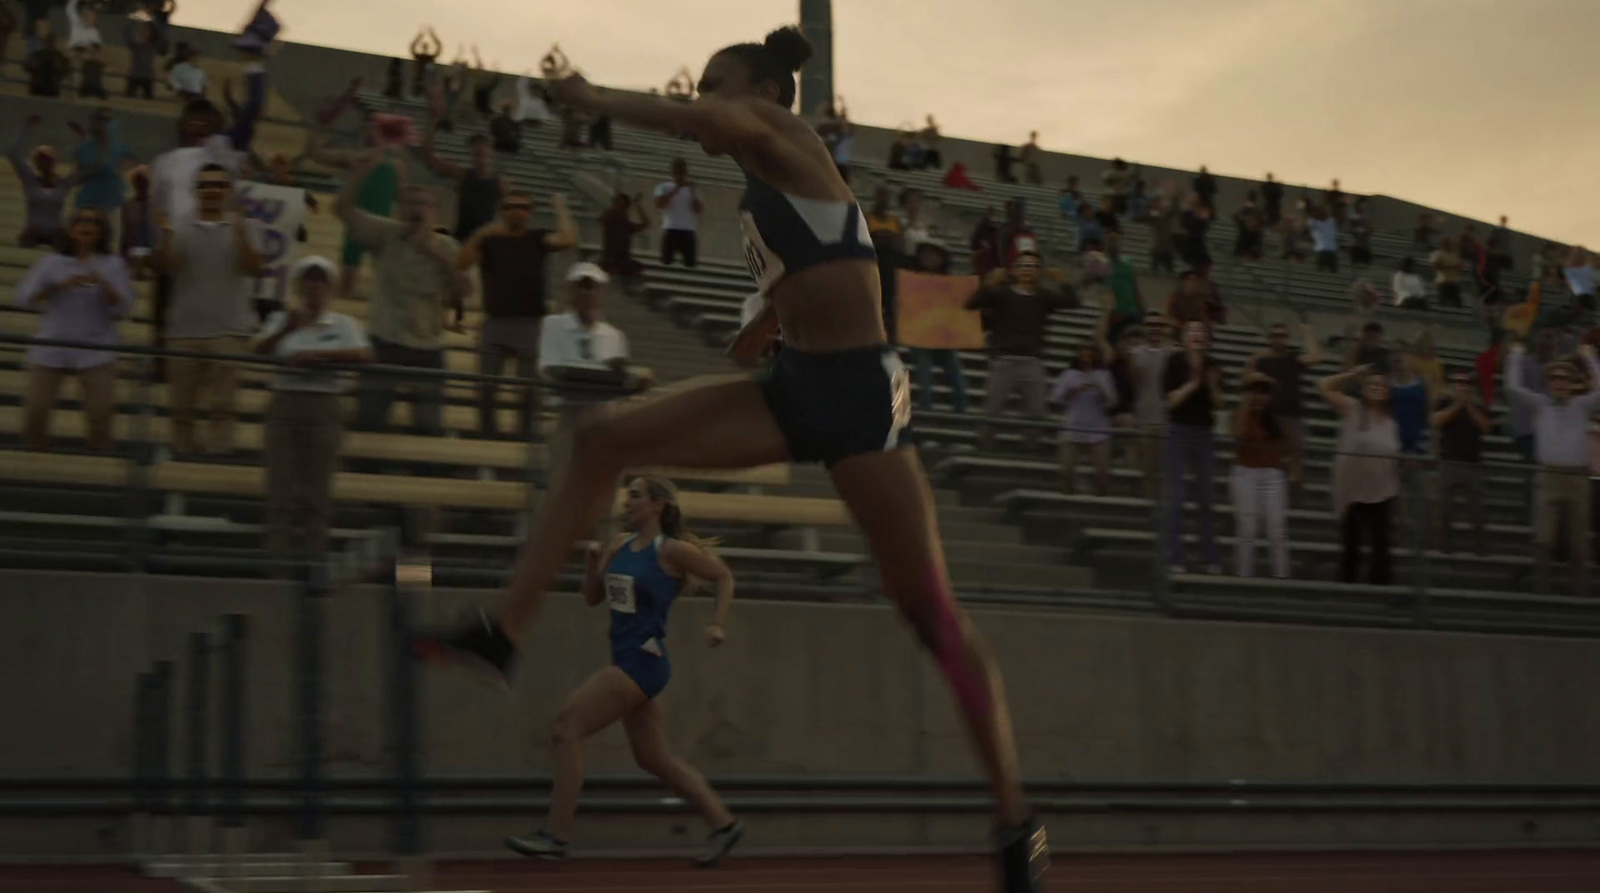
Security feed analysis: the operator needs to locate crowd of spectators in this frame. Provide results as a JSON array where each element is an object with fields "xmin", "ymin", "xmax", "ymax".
[{"xmin": 7, "ymin": 7, "xmax": 1600, "ymax": 598}]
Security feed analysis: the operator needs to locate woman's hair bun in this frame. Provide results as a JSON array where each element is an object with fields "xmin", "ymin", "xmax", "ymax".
[{"xmin": 763, "ymin": 26, "xmax": 813, "ymax": 73}]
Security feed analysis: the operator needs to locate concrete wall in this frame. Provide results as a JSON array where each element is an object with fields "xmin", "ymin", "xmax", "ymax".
[{"xmin": 2, "ymin": 569, "xmax": 1598, "ymax": 788}]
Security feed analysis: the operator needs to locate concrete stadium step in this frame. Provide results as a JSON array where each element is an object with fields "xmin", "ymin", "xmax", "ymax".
[
  {"xmin": 201, "ymin": 874, "xmax": 409, "ymax": 893},
  {"xmin": 145, "ymin": 861, "xmax": 351, "ymax": 878}
]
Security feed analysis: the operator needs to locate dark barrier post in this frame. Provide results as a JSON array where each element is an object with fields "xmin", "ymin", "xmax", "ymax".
[
  {"xmin": 151, "ymin": 660, "xmax": 175, "ymax": 851},
  {"xmin": 391, "ymin": 518, "xmax": 428, "ymax": 864},
  {"xmin": 299, "ymin": 566, "xmax": 327, "ymax": 846},
  {"xmin": 219, "ymin": 615, "xmax": 247, "ymax": 839},
  {"xmin": 131, "ymin": 670, "xmax": 153, "ymax": 857},
  {"xmin": 185, "ymin": 632, "xmax": 212, "ymax": 842}
]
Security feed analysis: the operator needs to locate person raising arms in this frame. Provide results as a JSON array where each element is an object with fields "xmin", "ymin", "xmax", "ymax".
[{"xmin": 414, "ymin": 26, "xmax": 1045, "ymax": 891}]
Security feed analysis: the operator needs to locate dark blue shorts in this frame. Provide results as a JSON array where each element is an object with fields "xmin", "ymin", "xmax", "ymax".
[
  {"xmin": 758, "ymin": 344, "xmax": 913, "ymax": 468},
  {"xmin": 614, "ymin": 648, "xmax": 671, "ymax": 700}
]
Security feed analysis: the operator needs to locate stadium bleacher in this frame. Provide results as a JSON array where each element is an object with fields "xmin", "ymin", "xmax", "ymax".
[{"xmin": 1, "ymin": 13, "xmax": 1595, "ymax": 637}]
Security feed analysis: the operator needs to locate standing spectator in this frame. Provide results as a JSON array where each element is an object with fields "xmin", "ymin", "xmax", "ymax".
[
  {"xmin": 599, "ymin": 192, "xmax": 648, "ymax": 292},
  {"xmin": 654, "ymin": 158, "xmax": 702, "ymax": 268},
  {"xmin": 124, "ymin": 18, "xmax": 162, "ymax": 100},
  {"xmin": 1413, "ymin": 212, "xmax": 1437, "ymax": 249},
  {"xmin": 1163, "ymin": 320, "xmax": 1225, "ymax": 573},
  {"xmin": 539, "ymin": 263, "xmax": 632, "ymax": 373},
  {"xmin": 1232, "ymin": 192, "xmax": 1264, "ymax": 261},
  {"xmin": 167, "ymin": 42, "xmax": 207, "ymax": 99},
  {"xmin": 1231, "ymin": 372, "xmax": 1291, "ymax": 578},
  {"xmin": 866, "ymin": 187, "xmax": 906, "ymax": 342},
  {"xmin": 0, "ymin": 1, "xmax": 13, "ymax": 73},
  {"xmin": 993, "ymin": 142, "xmax": 1016, "ymax": 184},
  {"xmin": 1431, "ymin": 371, "xmax": 1490, "ymax": 555},
  {"xmin": 1410, "ymin": 330, "xmax": 1445, "ymax": 396},
  {"xmin": 1308, "ymin": 204, "xmax": 1340, "ymax": 273},
  {"xmin": 457, "ymin": 191, "xmax": 578, "ymax": 438},
  {"xmin": 67, "ymin": 0, "xmax": 108, "ymax": 100},
  {"xmin": 1348, "ymin": 201, "xmax": 1374, "ymax": 266},
  {"xmin": 1279, "ymin": 199, "xmax": 1310, "ymax": 262},
  {"xmin": 905, "ymin": 239, "xmax": 967, "ymax": 415},
  {"xmin": 416, "ymin": 127, "xmax": 507, "ymax": 242},
  {"xmin": 1164, "ymin": 270, "xmax": 1213, "ymax": 328},
  {"xmin": 13, "ymin": 209, "xmax": 133, "ymax": 451},
  {"xmin": 252, "ymin": 257, "xmax": 373, "ymax": 559},
  {"xmin": 1506, "ymin": 342, "xmax": 1600, "ymax": 595},
  {"xmin": 969, "ymin": 208, "xmax": 1001, "ymax": 281},
  {"xmin": 1389, "ymin": 352, "xmax": 1431, "ymax": 456},
  {"xmin": 1430, "ymin": 235, "xmax": 1465, "ymax": 307},
  {"xmin": 1247, "ymin": 320, "xmax": 1324, "ymax": 489},
  {"xmin": 1392, "ymin": 258, "xmax": 1428, "ymax": 308},
  {"xmin": 1127, "ymin": 175, "xmax": 1150, "ymax": 221},
  {"xmin": 965, "ymin": 250, "xmax": 1078, "ymax": 451},
  {"xmin": 1320, "ymin": 365, "xmax": 1401, "ymax": 585},
  {"xmin": 335, "ymin": 152, "xmax": 469, "ymax": 437},
  {"xmin": 154, "ymin": 164, "xmax": 264, "ymax": 455},
  {"xmin": 1074, "ymin": 202, "xmax": 1104, "ymax": 254},
  {"xmin": 487, "ymin": 101, "xmax": 522, "ymax": 155},
  {"xmin": 1507, "ymin": 330, "xmax": 1555, "ymax": 466},
  {"xmin": 1058, "ymin": 176, "xmax": 1083, "ymax": 222},
  {"xmin": 1178, "ymin": 193, "xmax": 1212, "ymax": 270},
  {"xmin": 409, "ymin": 26, "xmax": 442, "ymax": 97},
  {"xmin": 1324, "ymin": 178, "xmax": 1347, "ymax": 222},
  {"xmin": 121, "ymin": 167, "xmax": 155, "ymax": 273},
  {"xmin": 1565, "ymin": 247, "xmax": 1597, "ymax": 310},
  {"xmin": 1128, "ymin": 312, "xmax": 1176, "ymax": 499},
  {"xmin": 815, "ymin": 100, "xmax": 854, "ymax": 184},
  {"xmin": 1192, "ymin": 165, "xmax": 1217, "ymax": 211},
  {"xmin": 22, "ymin": 22, "xmax": 69, "ymax": 97},
  {"xmin": 1344, "ymin": 320, "xmax": 1390, "ymax": 371},
  {"xmin": 69, "ymin": 110, "xmax": 139, "ymax": 217},
  {"xmin": 1018, "ymin": 132, "xmax": 1042, "ymax": 184},
  {"xmin": 1261, "ymin": 172, "xmax": 1283, "ymax": 227},
  {"xmin": 303, "ymin": 127, "xmax": 403, "ymax": 299},
  {"xmin": 1147, "ymin": 192, "xmax": 1177, "ymax": 274},
  {"xmin": 1050, "ymin": 340, "xmax": 1115, "ymax": 496},
  {"xmin": 1102, "ymin": 158, "xmax": 1132, "ymax": 214},
  {"xmin": 918, "ymin": 115, "xmax": 943, "ymax": 170},
  {"xmin": 1093, "ymin": 195, "xmax": 1121, "ymax": 237},
  {"xmin": 1104, "ymin": 233, "xmax": 1143, "ymax": 337},
  {"xmin": 8, "ymin": 116, "xmax": 69, "ymax": 249}
]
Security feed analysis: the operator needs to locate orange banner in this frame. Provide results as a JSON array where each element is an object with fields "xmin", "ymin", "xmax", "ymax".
[{"xmin": 894, "ymin": 271, "xmax": 985, "ymax": 350}]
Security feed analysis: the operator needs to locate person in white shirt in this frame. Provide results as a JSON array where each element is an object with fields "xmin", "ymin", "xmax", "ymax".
[
  {"xmin": 167, "ymin": 42, "xmax": 208, "ymax": 99},
  {"xmin": 252, "ymin": 256, "xmax": 374, "ymax": 559},
  {"xmin": 539, "ymin": 263, "xmax": 631, "ymax": 374},
  {"xmin": 1307, "ymin": 204, "xmax": 1340, "ymax": 274},
  {"xmin": 1565, "ymin": 246, "xmax": 1597, "ymax": 310},
  {"xmin": 1391, "ymin": 257, "xmax": 1428, "ymax": 308},
  {"xmin": 653, "ymin": 158, "xmax": 702, "ymax": 267}
]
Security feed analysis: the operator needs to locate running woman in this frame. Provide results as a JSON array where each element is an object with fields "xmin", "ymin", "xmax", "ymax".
[
  {"xmin": 415, "ymin": 26, "xmax": 1047, "ymax": 891},
  {"xmin": 504, "ymin": 476, "xmax": 744, "ymax": 865}
]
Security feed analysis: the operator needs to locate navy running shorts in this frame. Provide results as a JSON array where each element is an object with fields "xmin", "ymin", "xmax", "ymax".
[{"xmin": 757, "ymin": 344, "xmax": 913, "ymax": 468}]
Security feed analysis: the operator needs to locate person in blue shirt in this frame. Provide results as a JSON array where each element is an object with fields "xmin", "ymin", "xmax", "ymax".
[
  {"xmin": 70, "ymin": 110, "xmax": 139, "ymax": 215},
  {"xmin": 504, "ymin": 476, "xmax": 744, "ymax": 866}
]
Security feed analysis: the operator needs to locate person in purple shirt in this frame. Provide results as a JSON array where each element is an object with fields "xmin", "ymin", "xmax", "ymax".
[{"xmin": 13, "ymin": 209, "xmax": 135, "ymax": 451}]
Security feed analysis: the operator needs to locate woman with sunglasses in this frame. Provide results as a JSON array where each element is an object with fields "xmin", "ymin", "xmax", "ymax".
[
  {"xmin": 1231, "ymin": 372, "xmax": 1292, "ymax": 578},
  {"xmin": 13, "ymin": 209, "xmax": 133, "ymax": 451},
  {"xmin": 416, "ymin": 25, "xmax": 1046, "ymax": 890}
]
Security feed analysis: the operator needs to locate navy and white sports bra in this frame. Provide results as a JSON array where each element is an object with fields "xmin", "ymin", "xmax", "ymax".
[{"xmin": 739, "ymin": 171, "xmax": 877, "ymax": 295}]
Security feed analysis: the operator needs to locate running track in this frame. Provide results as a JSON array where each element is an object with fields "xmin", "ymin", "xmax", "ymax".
[{"xmin": 4, "ymin": 851, "xmax": 1597, "ymax": 892}]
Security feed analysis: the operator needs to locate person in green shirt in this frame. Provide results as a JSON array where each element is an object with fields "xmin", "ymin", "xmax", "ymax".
[
  {"xmin": 303, "ymin": 128, "xmax": 405, "ymax": 297},
  {"xmin": 1105, "ymin": 232, "xmax": 1143, "ymax": 344}
]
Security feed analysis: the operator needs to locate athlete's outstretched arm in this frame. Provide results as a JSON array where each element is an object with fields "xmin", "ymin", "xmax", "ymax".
[
  {"xmin": 661, "ymin": 539, "xmax": 734, "ymax": 646},
  {"xmin": 548, "ymin": 75, "xmax": 771, "ymax": 152}
]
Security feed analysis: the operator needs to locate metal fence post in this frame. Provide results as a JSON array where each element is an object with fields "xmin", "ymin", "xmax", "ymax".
[
  {"xmin": 130, "ymin": 670, "xmax": 154, "ymax": 858},
  {"xmin": 298, "ymin": 565, "xmax": 327, "ymax": 846},
  {"xmin": 184, "ymin": 631, "xmax": 212, "ymax": 854},
  {"xmin": 123, "ymin": 354, "xmax": 160, "ymax": 571},
  {"xmin": 1150, "ymin": 426, "xmax": 1171, "ymax": 612},
  {"xmin": 391, "ymin": 522, "xmax": 428, "ymax": 863},
  {"xmin": 218, "ymin": 613, "xmax": 248, "ymax": 872},
  {"xmin": 151, "ymin": 659, "xmax": 175, "ymax": 854}
]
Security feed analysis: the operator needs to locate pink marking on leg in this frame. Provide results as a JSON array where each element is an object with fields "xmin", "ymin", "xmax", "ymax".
[{"xmin": 912, "ymin": 564, "xmax": 994, "ymax": 720}]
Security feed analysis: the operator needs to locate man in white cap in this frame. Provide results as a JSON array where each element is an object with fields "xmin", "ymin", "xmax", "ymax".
[
  {"xmin": 252, "ymin": 255, "xmax": 373, "ymax": 560},
  {"xmin": 539, "ymin": 262, "xmax": 630, "ymax": 375}
]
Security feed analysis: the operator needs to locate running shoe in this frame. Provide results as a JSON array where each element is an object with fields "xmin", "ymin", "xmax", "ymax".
[
  {"xmin": 505, "ymin": 829, "xmax": 567, "ymax": 861},
  {"xmin": 996, "ymin": 817, "xmax": 1049, "ymax": 892},
  {"xmin": 693, "ymin": 820, "xmax": 745, "ymax": 868},
  {"xmin": 411, "ymin": 607, "xmax": 516, "ymax": 684}
]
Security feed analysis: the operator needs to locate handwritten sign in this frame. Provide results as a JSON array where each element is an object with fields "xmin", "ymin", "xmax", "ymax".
[
  {"xmin": 894, "ymin": 271, "xmax": 984, "ymax": 350},
  {"xmin": 237, "ymin": 181, "xmax": 306, "ymax": 304}
]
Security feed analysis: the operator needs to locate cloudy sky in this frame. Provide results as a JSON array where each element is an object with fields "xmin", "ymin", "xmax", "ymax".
[{"xmin": 194, "ymin": 0, "xmax": 1597, "ymax": 245}]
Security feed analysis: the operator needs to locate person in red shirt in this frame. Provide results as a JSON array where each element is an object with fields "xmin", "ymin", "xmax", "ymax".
[{"xmin": 598, "ymin": 192, "xmax": 648, "ymax": 293}]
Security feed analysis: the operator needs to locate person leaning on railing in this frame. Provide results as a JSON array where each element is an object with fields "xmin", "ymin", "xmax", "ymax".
[
  {"xmin": 1504, "ymin": 341, "xmax": 1600, "ymax": 596},
  {"xmin": 251, "ymin": 257, "xmax": 374, "ymax": 562}
]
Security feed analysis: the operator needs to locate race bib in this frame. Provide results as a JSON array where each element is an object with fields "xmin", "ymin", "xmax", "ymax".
[{"xmin": 605, "ymin": 574, "xmax": 637, "ymax": 614}]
